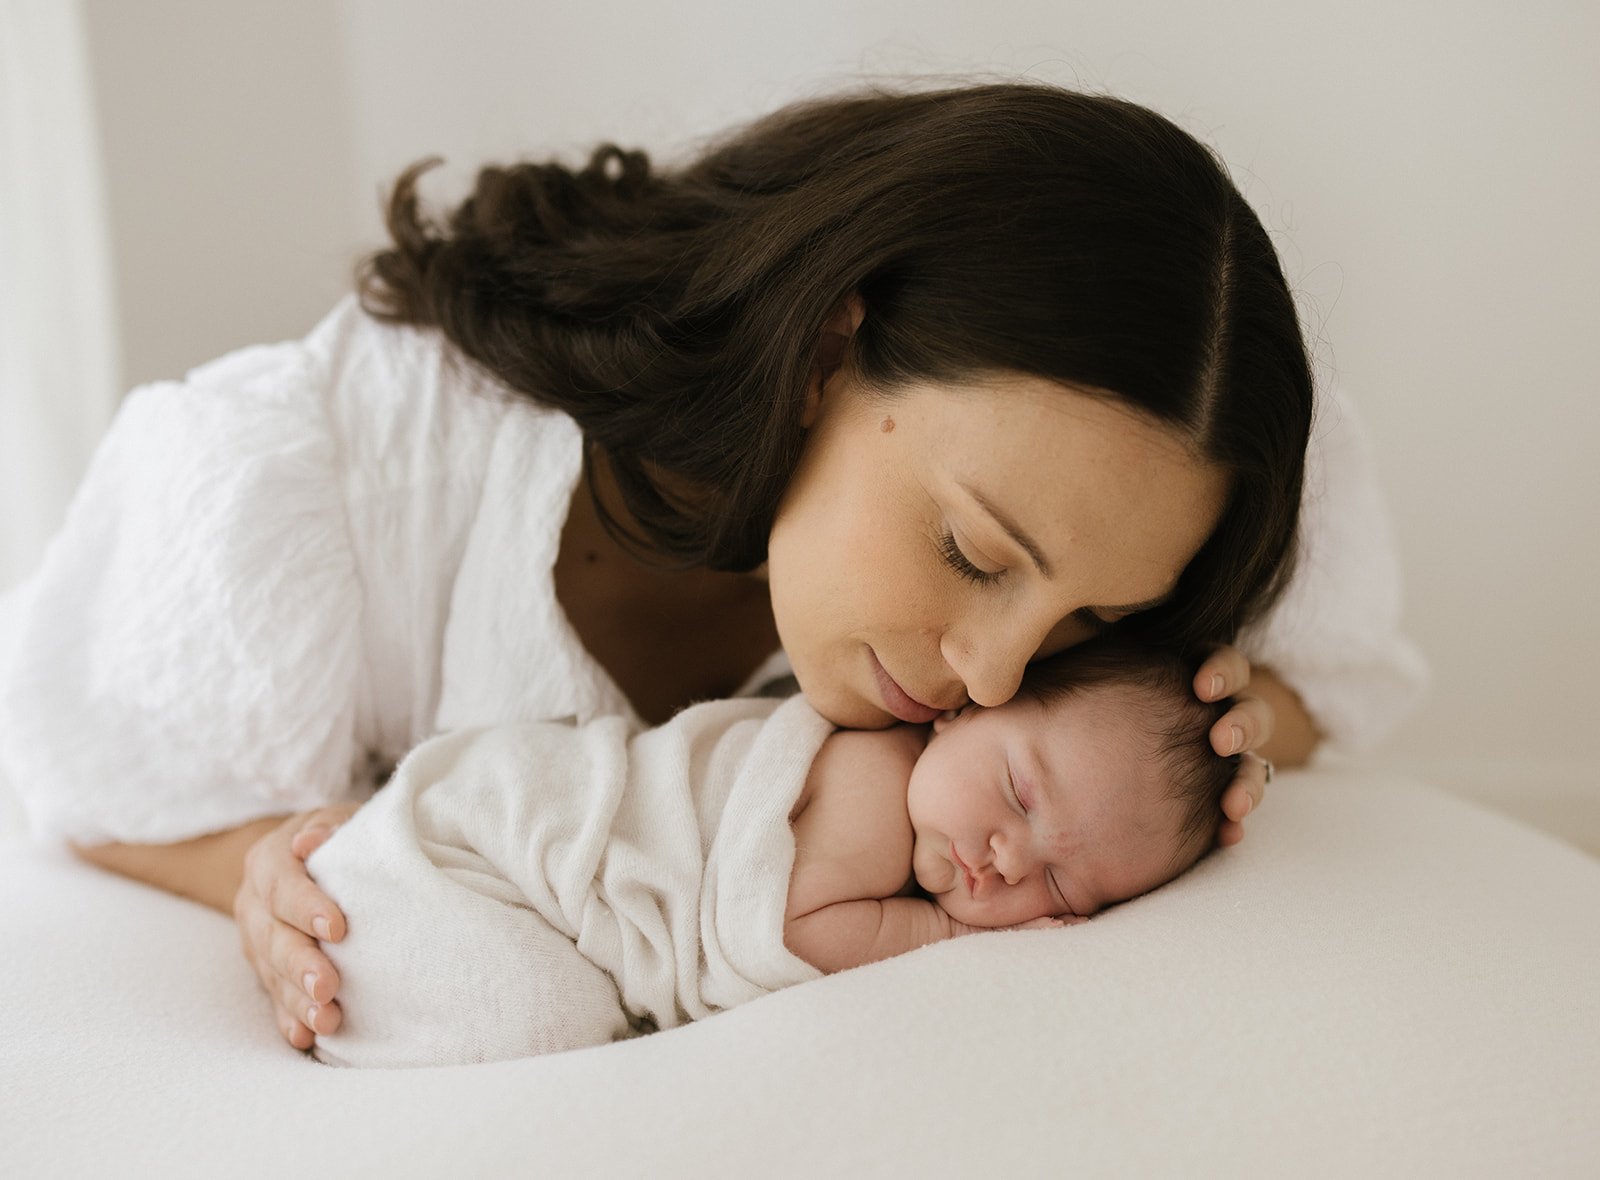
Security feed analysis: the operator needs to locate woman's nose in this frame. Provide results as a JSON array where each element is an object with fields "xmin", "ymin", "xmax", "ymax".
[{"xmin": 941, "ymin": 624, "xmax": 1035, "ymax": 709}]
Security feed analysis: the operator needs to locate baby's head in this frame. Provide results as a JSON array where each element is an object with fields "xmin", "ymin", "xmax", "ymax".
[{"xmin": 905, "ymin": 636, "xmax": 1238, "ymax": 928}]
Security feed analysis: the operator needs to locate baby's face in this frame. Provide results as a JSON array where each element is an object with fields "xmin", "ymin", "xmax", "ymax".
[{"xmin": 906, "ymin": 689, "xmax": 1189, "ymax": 928}]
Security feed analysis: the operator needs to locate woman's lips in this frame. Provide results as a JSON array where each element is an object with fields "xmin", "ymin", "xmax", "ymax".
[{"xmin": 867, "ymin": 650, "xmax": 943, "ymax": 724}]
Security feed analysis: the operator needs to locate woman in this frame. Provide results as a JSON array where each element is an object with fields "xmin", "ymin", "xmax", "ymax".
[{"xmin": 0, "ymin": 83, "xmax": 1417, "ymax": 1050}]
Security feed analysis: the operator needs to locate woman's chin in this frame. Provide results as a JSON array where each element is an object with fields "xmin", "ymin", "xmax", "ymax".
[{"xmin": 797, "ymin": 677, "xmax": 898, "ymax": 730}]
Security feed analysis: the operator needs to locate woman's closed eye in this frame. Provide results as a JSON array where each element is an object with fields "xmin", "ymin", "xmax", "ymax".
[{"xmin": 937, "ymin": 529, "xmax": 1002, "ymax": 586}]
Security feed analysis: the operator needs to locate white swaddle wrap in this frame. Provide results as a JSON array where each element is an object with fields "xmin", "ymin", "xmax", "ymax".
[{"xmin": 307, "ymin": 694, "xmax": 832, "ymax": 1068}]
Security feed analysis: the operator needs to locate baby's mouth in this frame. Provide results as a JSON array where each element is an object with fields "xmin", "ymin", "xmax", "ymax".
[{"xmin": 950, "ymin": 842, "xmax": 977, "ymax": 896}]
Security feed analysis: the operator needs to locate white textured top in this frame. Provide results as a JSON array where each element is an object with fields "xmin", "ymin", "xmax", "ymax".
[{"xmin": 0, "ymin": 297, "xmax": 1426, "ymax": 844}]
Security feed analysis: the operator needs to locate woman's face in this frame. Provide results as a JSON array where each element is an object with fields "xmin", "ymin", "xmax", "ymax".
[{"xmin": 765, "ymin": 368, "xmax": 1229, "ymax": 730}]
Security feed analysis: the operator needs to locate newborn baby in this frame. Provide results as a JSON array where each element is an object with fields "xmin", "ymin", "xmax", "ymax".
[
  {"xmin": 308, "ymin": 636, "xmax": 1234, "ymax": 1068},
  {"xmin": 785, "ymin": 637, "xmax": 1238, "ymax": 970}
]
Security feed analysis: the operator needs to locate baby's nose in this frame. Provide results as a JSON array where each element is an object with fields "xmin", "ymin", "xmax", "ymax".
[
  {"xmin": 992, "ymin": 844, "xmax": 1030, "ymax": 882},
  {"xmin": 990, "ymin": 840, "xmax": 1032, "ymax": 886}
]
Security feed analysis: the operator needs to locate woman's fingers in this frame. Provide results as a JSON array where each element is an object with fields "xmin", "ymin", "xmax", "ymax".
[
  {"xmin": 283, "ymin": 1015, "xmax": 315, "ymax": 1051},
  {"xmin": 1197, "ymin": 646, "xmax": 1276, "ymax": 849},
  {"xmin": 235, "ymin": 805, "xmax": 358, "ymax": 1049},
  {"xmin": 245, "ymin": 824, "xmax": 345, "ymax": 943},
  {"xmin": 1195, "ymin": 644, "xmax": 1252, "ymax": 701},
  {"xmin": 267, "ymin": 915, "xmax": 343, "ymax": 1010},
  {"xmin": 290, "ymin": 824, "xmax": 335, "ymax": 860},
  {"xmin": 287, "ymin": 804, "xmax": 358, "ymax": 860},
  {"xmin": 1215, "ymin": 753, "xmax": 1272, "ymax": 849},
  {"xmin": 274, "ymin": 805, "xmax": 358, "ymax": 939},
  {"xmin": 1209, "ymin": 693, "xmax": 1276, "ymax": 758},
  {"xmin": 1221, "ymin": 762, "xmax": 1265, "ymax": 821},
  {"xmin": 266, "ymin": 921, "xmax": 344, "ymax": 1039}
]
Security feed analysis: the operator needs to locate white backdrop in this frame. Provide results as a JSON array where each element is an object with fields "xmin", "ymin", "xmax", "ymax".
[
  {"xmin": 22, "ymin": 0, "xmax": 1599, "ymax": 842},
  {"xmin": 0, "ymin": 0, "xmax": 118, "ymax": 591}
]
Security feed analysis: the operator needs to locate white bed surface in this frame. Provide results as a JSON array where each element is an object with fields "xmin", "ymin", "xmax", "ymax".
[{"xmin": 4, "ymin": 766, "xmax": 1598, "ymax": 1178}]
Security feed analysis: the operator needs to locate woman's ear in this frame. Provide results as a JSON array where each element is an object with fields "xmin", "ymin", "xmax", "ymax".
[{"xmin": 801, "ymin": 291, "xmax": 866, "ymax": 428}]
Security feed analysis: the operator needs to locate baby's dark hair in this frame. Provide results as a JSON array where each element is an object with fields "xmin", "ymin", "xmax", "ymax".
[{"xmin": 1015, "ymin": 634, "xmax": 1240, "ymax": 872}]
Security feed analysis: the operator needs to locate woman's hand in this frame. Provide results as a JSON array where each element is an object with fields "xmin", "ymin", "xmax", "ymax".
[
  {"xmin": 1196, "ymin": 645, "xmax": 1275, "ymax": 848},
  {"xmin": 233, "ymin": 804, "xmax": 360, "ymax": 1050}
]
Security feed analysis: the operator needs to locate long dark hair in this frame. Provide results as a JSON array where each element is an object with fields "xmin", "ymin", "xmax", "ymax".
[{"xmin": 358, "ymin": 82, "xmax": 1313, "ymax": 650}]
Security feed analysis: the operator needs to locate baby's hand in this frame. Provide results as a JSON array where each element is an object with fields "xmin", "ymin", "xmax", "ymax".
[
  {"xmin": 948, "ymin": 913, "xmax": 1086, "ymax": 937},
  {"xmin": 1007, "ymin": 914, "xmax": 1087, "ymax": 931}
]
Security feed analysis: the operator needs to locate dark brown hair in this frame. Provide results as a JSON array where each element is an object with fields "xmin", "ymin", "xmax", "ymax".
[
  {"xmin": 1016, "ymin": 634, "xmax": 1239, "ymax": 872},
  {"xmin": 358, "ymin": 82, "xmax": 1313, "ymax": 650}
]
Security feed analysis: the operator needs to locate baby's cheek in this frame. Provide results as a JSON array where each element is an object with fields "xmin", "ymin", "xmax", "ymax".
[
  {"xmin": 1016, "ymin": 879, "xmax": 1062, "ymax": 923},
  {"xmin": 909, "ymin": 840, "xmax": 944, "ymax": 893}
]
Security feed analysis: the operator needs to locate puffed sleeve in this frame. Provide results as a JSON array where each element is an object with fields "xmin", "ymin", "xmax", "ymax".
[
  {"xmin": 1237, "ymin": 382, "xmax": 1430, "ymax": 752},
  {"xmin": 0, "ymin": 338, "xmax": 365, "ymax": 844}
]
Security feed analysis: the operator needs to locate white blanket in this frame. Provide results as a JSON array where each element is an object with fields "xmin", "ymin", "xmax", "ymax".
[
  {"xmin": 306, "ymin": 694, "xmax": 833, "ymax": 1067},
  {"xmin": 2, "ymin": 764, "xmax": 1597, "ymax": 1176}
]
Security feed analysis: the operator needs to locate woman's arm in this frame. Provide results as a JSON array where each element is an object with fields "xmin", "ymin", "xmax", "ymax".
[{"xmin": 71, "ymin": 816, "xmax": 285, "ymax": 913}]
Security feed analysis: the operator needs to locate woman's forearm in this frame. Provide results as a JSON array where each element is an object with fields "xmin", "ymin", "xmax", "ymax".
[
  {"xmin": 70, "ymin": 815, "xmax": 286, "ymax": 914},
  {"xmin": 1251, "ymin": 667, "xmax": 1320, "ymax": 768}
]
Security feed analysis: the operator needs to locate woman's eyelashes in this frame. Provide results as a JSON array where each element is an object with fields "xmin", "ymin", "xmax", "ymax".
[{"xmin": 937, "ymin": 529, "xmax": 1002, "ymax": 585}]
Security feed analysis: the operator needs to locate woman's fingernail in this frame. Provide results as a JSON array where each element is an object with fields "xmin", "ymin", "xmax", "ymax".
[
  {"xmin": 306, "ymin": 1003, "xmax": 321, "ymax": 1031},
  {"xmin": 1240, "ymin": 794, "xmax": 1254, "ymax": 817},
  {"xmin": 303, "ymin": 972, "xmax": 319, "ymax": 998},
  {"xmin": 313, "ymin": 916, "xmax": 332, "ymax": 940},
  {"xmin": 1229, "ymin": 725, "xmax": 1245, "ymax": 754},
  {"xmin": 1209, "ymin": 674, "xmax": 1224, "ymax": 697}
]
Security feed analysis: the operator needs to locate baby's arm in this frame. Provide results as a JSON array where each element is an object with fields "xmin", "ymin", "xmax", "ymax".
[{"xmin": 785, "ymin": 727, "xmax": 979, "ymax": 973}]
